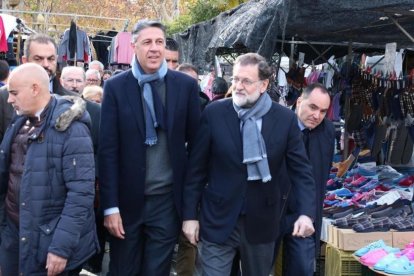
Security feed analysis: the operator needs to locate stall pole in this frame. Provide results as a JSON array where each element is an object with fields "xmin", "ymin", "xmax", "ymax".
[
  {"xmin": 343, "ymin": 41, "xmax": 353, "ymax": 159},
  {"xmin": 389, "ymin": 16, "xmax": 414, "ymax": 44}
]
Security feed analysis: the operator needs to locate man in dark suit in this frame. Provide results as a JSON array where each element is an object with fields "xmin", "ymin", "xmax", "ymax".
[
  {"xmin": 182, "ymin": 53, "xmax": 315, "ymax": 276},
  {"xmin": 99, "ymin": 19, "xmax": 200, "ymax": 275},
  {"xmin": 281, "ymin": 83, "xmax": 335, "ymax": 276}
]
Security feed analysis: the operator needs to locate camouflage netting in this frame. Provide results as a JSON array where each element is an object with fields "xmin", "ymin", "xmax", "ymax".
[{"xmin": 174, "ymin": 0, "xmax": 414, "ymax": 69}]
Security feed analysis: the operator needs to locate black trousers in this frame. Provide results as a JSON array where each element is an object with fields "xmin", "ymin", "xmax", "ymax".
[{"xmin": 107, "ymin": 192, "xmax": 180, "ymax": 276}]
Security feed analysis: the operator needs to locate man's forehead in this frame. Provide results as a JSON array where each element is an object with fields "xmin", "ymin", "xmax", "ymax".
[
  {"xmin": 137, "ymin": 27, "xmax": 165, "ymax": 40},
  {"xmin": 29, "ymin": 42, "xmax": 56, "ymax": 55},
  {"xmin": 64, "ymin": 69, "xmax": 84, "ymax": 77}
]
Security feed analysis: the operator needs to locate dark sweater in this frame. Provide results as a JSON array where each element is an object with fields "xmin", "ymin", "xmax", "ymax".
[
  {"xmin": 144, "ymin": 79, "xmax": 174, "ymax": 195},
  {"xmin": 6, "ymin": 115, "xmax": 44, "ymax": 225}
]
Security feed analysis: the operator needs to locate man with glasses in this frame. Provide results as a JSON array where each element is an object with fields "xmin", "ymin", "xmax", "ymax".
[
  {"xmin": 99, "ymin": 19, "xmax": 200, "ymax": 275},
  {"xmin": 182, "ymin": 53, "xmax": 316, "ymax": 276},
  {"xmin": 85, "ymin": 69, "xmax": 102, "ymax": 87},
  {"xmin": 60, "ymin": 66, "xmax": 86, "ymax": 94}
]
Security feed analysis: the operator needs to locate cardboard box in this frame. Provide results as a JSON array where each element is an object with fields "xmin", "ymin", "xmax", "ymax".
[
  {"xmin": 336, "ymin": 228, "xmax": 393, "ymax": 251},
  {"xmin": 320, "ymin": 217, "xmax": 333, "ymax": 243},
  {"xmin": 328, "ymin": 224, "xmax": 336, "ymax": 245},
  {"xmin": 393, "ymin": 231, "xmax": 414, "ymax": 249}
]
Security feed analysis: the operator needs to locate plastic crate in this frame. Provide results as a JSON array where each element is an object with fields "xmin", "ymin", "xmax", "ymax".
[
  {"xmin": 325, "ymin": 243, "xmax": 362, "ymax": 276},
  {"xmin": 273, "ymin": 242, "xmax": 283, "ymax": 276},
  {"xmin": 315, "ymin": 256, "xmax": 325, "ymax": 276}
]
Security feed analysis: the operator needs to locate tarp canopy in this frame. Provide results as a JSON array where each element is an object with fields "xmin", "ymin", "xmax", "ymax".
[{"xmin": 175, "ymin": 0, "xmax": 414, "ymax": 70}]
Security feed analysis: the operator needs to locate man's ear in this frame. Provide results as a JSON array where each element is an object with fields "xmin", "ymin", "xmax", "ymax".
[
  {"xmin": 22, "ymin": 56, "xmax": 27, "ymax": 64},
  {"xmin": 260, "ymin": 79, "xmax": 270, "ymax": 93},
  {"xmin": 296, "ymin": 96, "xmax": 303, "ymax": 106},
  {"xmin": 32, "ymin": 83, "xmax": 40, "ymax": 96}
]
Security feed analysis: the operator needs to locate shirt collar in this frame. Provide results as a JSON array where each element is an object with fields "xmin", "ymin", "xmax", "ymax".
[{"xmin": 297, "ymin": 118, "xmax": 307, "ymax": 131}]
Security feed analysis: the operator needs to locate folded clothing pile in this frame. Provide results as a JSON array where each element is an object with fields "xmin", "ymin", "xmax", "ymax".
[
  {"xmin": 355, "ymin": 239, "xmax": 414, "ymax": 275},
  {"xmin": 328, "ymin": 198, "xmax": 414, "ymax": 232}
]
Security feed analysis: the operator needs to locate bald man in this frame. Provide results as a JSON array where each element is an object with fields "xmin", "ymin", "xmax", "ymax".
[{"xmin": 0, "ymin": 63, "xmax": 98, "ymax": 275}]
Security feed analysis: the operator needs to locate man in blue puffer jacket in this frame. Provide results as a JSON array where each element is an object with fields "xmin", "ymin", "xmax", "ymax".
[{"xmin": 0, "ymin": 63, "xmax": 98, "ymax": 275}]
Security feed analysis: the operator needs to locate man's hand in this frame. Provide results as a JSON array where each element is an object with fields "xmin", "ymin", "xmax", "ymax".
[
  {"xmin": 46, "ymin": 253, "xmax": 67, "ymax": 276},
  {"xmin": 104, "ymin": 213, "xmax": 125, "ymax": 239},
  {"xmin": 292, "ymin": 215, "xmax": 314, "ymax": 238},
  {"xmin": 182, "ymin": 220, "xmax": 199, "ymax": 245}
]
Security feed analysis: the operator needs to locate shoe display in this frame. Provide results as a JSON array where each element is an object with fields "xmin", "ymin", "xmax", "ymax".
[
  {"xmin": 360, "ymin": 248, "xmax": 389, "ymax": 267},
  {"xmin": 355, "ymin": 240, "xmax": 386, "ymax": 257},
  {"xmin": 384, "ymin": 255, "xmax": 414, "ymax": 275},
  {"xmin": 373, "ymin": 253, "xmax": 399, "ymax": 271}
]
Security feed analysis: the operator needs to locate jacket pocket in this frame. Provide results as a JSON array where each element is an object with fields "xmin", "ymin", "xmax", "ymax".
[{"xmin": 36, "ymin": 216, "xmax": 61, "ymax": 264}]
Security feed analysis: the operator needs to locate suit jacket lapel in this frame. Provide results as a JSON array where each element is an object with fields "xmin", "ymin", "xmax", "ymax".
[
  {"xmin": 165, "ymin": 71, "xmax": 179, "ymax": 138},
  {"xmin": 124, "ymin": 71, "xmax": 145, "ymax": 138},
  {"xmin": 261, "ymin": 106, "xmax": 279, "ymax": 144},
  {"xmin": 224, "ymin": 101, "xmax": 243, "ymax": 153}
]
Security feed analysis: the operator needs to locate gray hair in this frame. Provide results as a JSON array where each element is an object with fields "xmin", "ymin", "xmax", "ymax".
[
  {"xmin": 61, "ymin": 66, "xmax": 86, "ymax": 80},
  {"xmin": 131, "ymin": 19, "xmax": 166, "ymax": 43},
  {"xmin": 85, "ymin": 69, "xmax": 101, "ymax": 80},
  {"xmin": 24, "ymin": 33, "xmax": 57, "ymax": 59},
  {"xmin": 234, "ymin": 53, "xmax": 272, "ymax": 81},
  {"xmin": 90, "ymin": 60, "xmax": 104, "ymax": 71}
]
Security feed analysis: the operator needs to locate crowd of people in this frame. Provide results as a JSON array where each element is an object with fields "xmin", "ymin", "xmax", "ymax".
[{"xmin": 0, "ymin": 19, "xmax": 334, "ymax": 276}]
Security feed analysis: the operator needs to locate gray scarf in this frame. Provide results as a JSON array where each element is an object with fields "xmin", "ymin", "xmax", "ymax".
[
  {"xmin": 233, "ymin": 92, "xmax": 273, "ymax": 182},
  {"xmin": 131, "ymin": 56, "xmax": 168, "ymax": 146}
]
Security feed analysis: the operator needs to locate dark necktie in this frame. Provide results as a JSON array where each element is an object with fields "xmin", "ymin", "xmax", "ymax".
[{"xmin": 302, "ymin": 128, "xmax": 310, "ymax": 157}]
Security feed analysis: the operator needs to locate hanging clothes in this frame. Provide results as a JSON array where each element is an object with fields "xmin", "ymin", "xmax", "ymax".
[
  {"xmin": 68, "ymin": 20, "xmax": 77, "ymax": 60},
  {"xmin": 112, "ymin": 32, "xmax": 134, "ymax": 64},
  {"xmin": 0, "ymin": 16, "xmax": 8, "ymax": 52},
  {"xmin": 92, "ymin": 30, "xmax": 117, "ymax": 67},
  {"xmin": 58, "ymin": 24, "xmax": 90, "ymax": 63}
]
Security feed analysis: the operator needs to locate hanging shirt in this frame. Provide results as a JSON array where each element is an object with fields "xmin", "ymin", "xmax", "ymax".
[
  {"xmin": 0, "ymin": 17, "xmax": 8, "ymax": 52},
  {"xmin": 114, "ymin": 32, "xmax": 134, "ymax": 64},
  {"xmin": 58, "ymin": 28, "xmax": 91, "ymax": 62}
]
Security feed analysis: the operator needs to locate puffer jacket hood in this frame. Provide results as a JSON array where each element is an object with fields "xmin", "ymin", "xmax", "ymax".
[
  {"xmin": 54, "ymin": 95, "xmax": 89, "ymax": 132},
  {"xmin": 24, "ymin": 95, "xmax": 91, "ymax": 141}
]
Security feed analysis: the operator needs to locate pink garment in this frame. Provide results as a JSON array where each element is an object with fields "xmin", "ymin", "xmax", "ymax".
[
  {"xmin": 114, "ymin": 32, "xmax": 134, "ymax": 64},
  {"xmin": 203, "ymin": 73, "xmax": 215, "ymax": 100},
  {"xmin": 0, "ymin": 17, "xmax": 8, "ymax": 52},
  {"xmin": 306, "ymin": 70, "xmax": 320, "ymax": 84}
]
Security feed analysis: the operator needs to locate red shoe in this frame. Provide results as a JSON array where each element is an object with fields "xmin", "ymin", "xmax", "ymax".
[{"xmin": 399, "ymin": 176, "xmax": 414, "ymax": 187}]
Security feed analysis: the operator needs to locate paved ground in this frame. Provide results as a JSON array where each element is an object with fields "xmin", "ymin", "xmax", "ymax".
[{"xmin": 79, "ymin": 243, "xmax": 179, "ymax": 276}]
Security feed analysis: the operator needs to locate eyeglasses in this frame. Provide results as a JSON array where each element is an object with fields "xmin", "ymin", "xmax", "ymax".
[
  {"xmin": 230, "ymin": 77, "xmax": 262, "ymax": 87},
  {"xmin": 86, "ymin": 78, "xmax": 100, "ymax": 83},
  {"xmin": 64, "ymin": 78, "xmax": 84, "ymax": 84}
]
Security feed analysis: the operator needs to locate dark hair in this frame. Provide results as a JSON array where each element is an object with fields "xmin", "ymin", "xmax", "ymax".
[
  {"xmin": 177, "ymin": 63, "xmax": 198, "ymax": 75},
  {"xmin": 102, "ymin": 70, "xmax": 112, "ymax": 76},
  {"xmin": 131, "ymin": 19, "xmax": 166, "ymax": 43},
  {"xmin": 166, "ymin": 37, "xmax": 179, "ymax": 51},
  {"xmin": 301, "ymin": 82, "xmax": 329, "ymax": 98},
  {"xmin": 234, "ymin": 53, "xmax": 272, "ymax": 80},
  {"xmin": 0, "ymin": 60, "xmax": 9, "ymax": 81},
  {"xmin": 212, "ymin": 77, "xmax": 228, "ymax": 95},
  {"xmin": 24, "ymin": 33, "xmax": 57, "ymax": 58}
]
